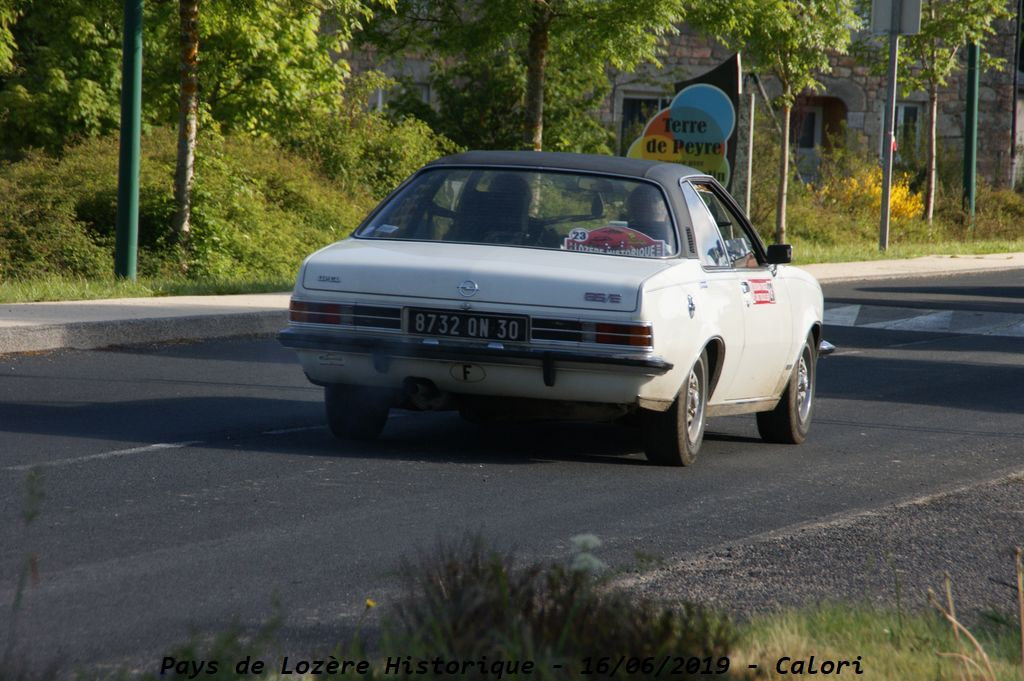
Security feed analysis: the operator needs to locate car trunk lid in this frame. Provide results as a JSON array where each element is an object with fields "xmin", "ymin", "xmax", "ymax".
[{"xmin": 301, "ymin": 239, "xmax": 673, "ymax": 312}]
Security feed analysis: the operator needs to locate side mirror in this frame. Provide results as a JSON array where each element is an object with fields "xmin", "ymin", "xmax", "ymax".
[{"xmin": 766, "ymin": 244, "xmax": 792, "ymax": 264}]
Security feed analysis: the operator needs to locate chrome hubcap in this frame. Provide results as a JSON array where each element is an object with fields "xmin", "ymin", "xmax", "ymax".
[
  {"xmin": 685, "ymin": 366, "xmax": 703, "ymax": 442},
  {"xmin": 796, "ymin": 350, "xmax": 812, "ymax": 422}
]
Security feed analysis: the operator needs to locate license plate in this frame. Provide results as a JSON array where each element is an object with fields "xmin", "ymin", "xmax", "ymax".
[{"xmin": 405, "ymin": 308, "xmax": 529, "ymax": 342}]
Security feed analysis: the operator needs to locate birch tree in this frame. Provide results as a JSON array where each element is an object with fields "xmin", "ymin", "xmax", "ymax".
[
  {"xmin": 860, "ymin": 0, "xmax": 1013, "ymax": 222},
  {"xmin": 173, "ymin": 0, "xmax": 199, "ymax": 262},
  {"xmin": 692, "ymin": 0, "xmax": 859, "ymax": 243}
]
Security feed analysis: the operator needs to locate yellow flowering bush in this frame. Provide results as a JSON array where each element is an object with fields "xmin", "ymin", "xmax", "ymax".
[{"xmin": 816, "ymin": 166, "xmax": 923, "ymax": 219}]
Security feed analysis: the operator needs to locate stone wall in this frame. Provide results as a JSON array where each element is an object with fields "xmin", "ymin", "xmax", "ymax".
[{"xmin": 611, "ymin": 8, "xmax": 1021, "ymax": 187}]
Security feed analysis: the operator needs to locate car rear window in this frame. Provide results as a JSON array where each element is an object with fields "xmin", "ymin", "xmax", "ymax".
[{"xmin": 355, "ymin": 168, "xmax": 678, "ymax": 258}]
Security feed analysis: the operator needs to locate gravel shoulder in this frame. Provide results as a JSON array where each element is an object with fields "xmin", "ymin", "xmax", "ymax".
[{"xmin": 618, "ymin": 470, "xmax": 1024, "ymax": 623}]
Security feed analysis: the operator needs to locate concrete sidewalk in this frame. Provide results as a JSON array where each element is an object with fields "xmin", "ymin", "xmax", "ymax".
[{"xmin": 1, "ymin": 252, "xmax": 1022, "ymax": 355}]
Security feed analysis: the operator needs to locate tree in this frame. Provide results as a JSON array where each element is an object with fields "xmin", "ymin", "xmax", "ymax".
[
  {"xmin": 857, "ymin": 0, "xmax": 1013, "ymax": 223},
  {"xmin": 692, "ymin": 0, "xmax": 859, "ymax": 243},
  {"xmin": 363, "ymin": 0, "xmax": 688, "ymax": 152},
  {"xmin": 0, "ymin": 0, "xmax": 389, "ymax": 156},
  {"xmin": 0, "ymin": 0, "xmax": 22, "ymax": 74},
  {"xmin": 173, "ymin": 0, "xmax": 199, "ymax": 262}
]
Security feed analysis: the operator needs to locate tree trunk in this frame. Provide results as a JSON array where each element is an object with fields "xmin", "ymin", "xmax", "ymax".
[
  {"xmin": 924, "ymin": 86, "xmax": 938, "ymax": 223},
  {"xmin": 173, "ymin": 0, "xmax": 199, "ymax": 270},
  {"xmin": 524, "ymin": 2, "xmax": 551, "ymax": 151},
  {"xmin": 776, "ymin": 103, "xmax": 792, "ymax": 244}
]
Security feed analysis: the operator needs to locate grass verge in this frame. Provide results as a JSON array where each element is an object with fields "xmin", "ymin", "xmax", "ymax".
[
  {"xmin": 789, "ymin": 239, "xmax": 1024, "ymax": 265},
  {"xmin": 734, "ymin": 604, "xmax": 1022, "ymax": 680},
  {"xmin": 0, "ymin": 275, "xmax": 293, "ymax": 304},
  {"xmin": 3, "ymin": 240, "xmax": 1023, "ymax": 304}
]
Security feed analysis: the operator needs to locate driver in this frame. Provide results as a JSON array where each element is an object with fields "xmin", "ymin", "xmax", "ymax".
[{"xmin": 625, "ymin": 184, "xmax": 671, "ymax": 245}]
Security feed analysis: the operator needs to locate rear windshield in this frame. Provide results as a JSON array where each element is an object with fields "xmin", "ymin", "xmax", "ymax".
[{"xmin": 356, "ymin": 168, "xmax": 678, "ymax": 258}]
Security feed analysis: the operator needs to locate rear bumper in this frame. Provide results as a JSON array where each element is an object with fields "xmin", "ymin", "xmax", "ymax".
[{"xmin": 278, "ymin": 327, "xmax": 673, "ymax": 379}]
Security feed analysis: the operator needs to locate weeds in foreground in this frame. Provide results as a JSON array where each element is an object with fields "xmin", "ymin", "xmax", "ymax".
[
  {"xmin": 927, "ymin": 550, "xmax": 1024, "ymax": 681},
  {"xmin": 385, "ymin": 534, "xmax": 737, "ymax": 679}
]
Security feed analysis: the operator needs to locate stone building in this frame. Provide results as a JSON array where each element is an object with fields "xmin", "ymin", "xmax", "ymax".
[
  {"xmin": 608, "ymin": 11, "xmax": 1023, "ymax": 187},
  {"xmin": 363, "ymin": 6, "xmax": 1023, "ymax": 188}
]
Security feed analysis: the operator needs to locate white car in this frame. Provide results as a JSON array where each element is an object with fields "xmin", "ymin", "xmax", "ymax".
[{"xmin": 279, "ymin": 151, "xmax": 833, "ymax": 466}]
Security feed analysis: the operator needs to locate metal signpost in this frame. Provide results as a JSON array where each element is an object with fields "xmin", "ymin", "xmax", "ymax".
[
  {"xmin": 115, "ymin": 0, "xmax": 143, "ymax": 280},
  {"xmin": 872, "ymin": 0, "xmax": 921, "ymax": 251}
]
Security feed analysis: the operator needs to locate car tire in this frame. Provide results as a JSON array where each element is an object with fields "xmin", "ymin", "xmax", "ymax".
[
  {"xmin": 641, "ymin": 351, "xmax": 708, "ymax": 466},
  {"xmin": 756, "ymin": 333, "xmax": 816, "ymax": 444},
  {"xmin": 324, "ymin": 385, "xmax": 390, "ymax": 441}
]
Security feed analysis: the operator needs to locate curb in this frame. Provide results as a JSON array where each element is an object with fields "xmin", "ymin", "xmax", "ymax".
[
  {"xmin": 801, "ymin": 254, "xmax": 1024, "ymax": 284},
  {"xmin": 0, "ymin": 310, "xmax": 287, "ymax": 355}
]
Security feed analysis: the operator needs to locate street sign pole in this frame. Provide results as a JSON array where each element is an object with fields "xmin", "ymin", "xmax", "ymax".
[
  {"xmin": 878, "ymin": 0, "xmax": 901, "ymax": 252},
  {"xmin": 115, "ymin": 0, "xmax": 143, "ymax": 280},
  {"xmin": 963, "ymin": 43, "xmax": 980, "ymax": 228}
]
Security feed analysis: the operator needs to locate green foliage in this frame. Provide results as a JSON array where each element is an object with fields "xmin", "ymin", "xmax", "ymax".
[
  {"xmin": 0, "ymin": 0, "xmax": 125, "ymax": 154},
  {"xmin": 362, "ymin": 0, "xmax": 687, "ymax": 151},
  {"xmin": 853, "ymin": 0, "xmax": 1013, "ymax": 96},
  {"xmin": 0, "ymin": 128, "xmax": 367, "ymax": 281},
  {"xmin": 287, "ymin": 75, "xmax": 460, "ymax": 199},
  {"xmin": 746, "ymin": 110, "xmax": 1024, "ymax": 258},
  {"xmin": 0, "ymin": 0, "xmax": 390, "ymax": 156},
  {"xmin": 0, "ymin": 151, "xmax": 112, "ymax": 279},
  {"xmin": 694, "ymin": 0, "xmax": 860, "ymax": 103},
  {"xmin": 0, "ymin": 0, "xmax": 21, "ymax": 75}
]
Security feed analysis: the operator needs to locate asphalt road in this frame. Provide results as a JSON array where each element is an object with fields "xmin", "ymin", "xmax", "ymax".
[{"xmin": 1, "ymin": 270, "xmax": 1023, "ymax": 675}]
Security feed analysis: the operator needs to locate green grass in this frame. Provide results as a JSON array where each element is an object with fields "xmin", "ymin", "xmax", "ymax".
[
  {"xmin": 789, "ymin": 238, "xmax": 1024, "ymax": 265},
  {"xmin": 0, "ymin": 274, "xmax": 293, "ymax": 304},
  {"xmin": 734, "ymin": 604, "xmax": 1023, "ymax": 681},
  {"xmin": 2, "ymin": 239, "xmax": 1022, "ymax": 304}
]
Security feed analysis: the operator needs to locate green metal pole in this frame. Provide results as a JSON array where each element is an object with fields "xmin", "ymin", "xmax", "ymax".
[
  {"xmin": 115, "ymin": 0, "xmax": 143, "ymax": 280},
  {"xmin": 962, "ymin": 42, "xmax": 979, "ymax": 228}
]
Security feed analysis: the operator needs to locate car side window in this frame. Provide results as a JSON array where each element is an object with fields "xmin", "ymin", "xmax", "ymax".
[
  {"xmin": 680, "ymin": 181, "xmax": 729, "ymax": 268},
  {"xmin": 693, "ymin": 183, "xmax": 761, "ymax": 269}
]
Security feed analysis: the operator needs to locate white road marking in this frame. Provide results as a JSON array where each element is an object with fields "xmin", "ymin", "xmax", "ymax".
[
  {"xmin": 825, "ymin": 304, "xmax": 1024, "ymax": 339},
  {"xmin": 863, "ymin": 309, "xmax": 953, "ymax": 332},
  {"xmin": 823, "ymin": 304, "xmax": 861, "ymax": 326},
  {"xmin": 5, "ymin": 441, "xmax": 201, "ymax": 472}
]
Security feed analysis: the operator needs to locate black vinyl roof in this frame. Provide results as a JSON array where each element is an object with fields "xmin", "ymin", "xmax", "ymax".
[{"xmin": 428, "ymin": 150, "xmax": 704, "ymax": 187}]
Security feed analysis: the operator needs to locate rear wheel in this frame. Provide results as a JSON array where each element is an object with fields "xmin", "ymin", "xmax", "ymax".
[
  {"xmin": 756, "ymin": 334, "xmax": 816, "ymax": 444},
  {"xmin": 642, "ymin": 351, "xmax": 708, "ymax": 466},
  {"xmin": 325, "ymin": 385, "xmax": 390, "ymax": 441}
]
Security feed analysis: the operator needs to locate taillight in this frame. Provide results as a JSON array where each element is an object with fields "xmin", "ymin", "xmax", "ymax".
[
  {"xmin": 289, "ymin": 300, "xmax": 342, "ymax": 324},
  {"xmin": 594, "ymin": 323, "xmax": 652, "ymax": 347}
]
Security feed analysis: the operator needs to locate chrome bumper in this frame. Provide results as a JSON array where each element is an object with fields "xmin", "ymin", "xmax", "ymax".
[{"xmin": 278, "ymin": 328, "xmax": 674, "ymax": 386}]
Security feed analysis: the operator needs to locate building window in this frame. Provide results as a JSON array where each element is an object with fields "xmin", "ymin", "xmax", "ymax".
[
  {"xmin": 620, "ymin": 95, "xmax": 672, "ymax": 152},
  {"xmin": 792, "ymin": 106, "xmax": 824, "ymax": 151},
  {"xmin": 896, "ymin": 102, "xmax": 920, "ymax": 151}
]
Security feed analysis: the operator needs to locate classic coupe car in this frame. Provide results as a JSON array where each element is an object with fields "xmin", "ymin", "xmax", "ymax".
[{"xmin": 279, "ymin": 151, "xmax": 832, "ymax": 466}]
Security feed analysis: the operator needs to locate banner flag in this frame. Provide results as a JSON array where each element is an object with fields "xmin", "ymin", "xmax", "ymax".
[{"xmin": 627, "ymin": 54, "xmax": 742, "ymax": 191}]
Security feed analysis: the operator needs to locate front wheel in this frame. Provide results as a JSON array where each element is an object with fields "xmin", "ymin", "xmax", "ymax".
[
  {"xmin": 641, "ymin": 351, "xmax": 708, "ymax": 466},
  {"xmin": 757, "ymin": 333, "xmax": 817, "ymax": 444},
  {"xmin": 325, "ymin": 385, "xmax": 390, "ymax": 441}
]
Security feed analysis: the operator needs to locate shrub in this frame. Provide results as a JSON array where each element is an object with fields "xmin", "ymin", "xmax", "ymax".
[
  {"xmin": 386, "ymin": 536, "xmax": 737, "ymax": 680},
  {"xmin": 286, "ymin": 74, "xmax": 460, "ymax": 201},
  {"xmin": 0, "ymin": 151, "xmax": 110, "ymax": 280},
  {"xmin": 817, "ymin": 166, "xmax": 923, "ymax": 220},
  {"xmin": 293, "ymin": 111, "xmax": 459, "ymax": 200},
  {"xmin": 0, "ymin": 127, "xmax": 369, "ymax": 281}
]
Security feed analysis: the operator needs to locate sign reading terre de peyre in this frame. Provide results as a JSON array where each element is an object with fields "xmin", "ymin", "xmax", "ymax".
[{"xmin": 626, "ymin": 55, "xmax": 741, "ymax": 191}]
